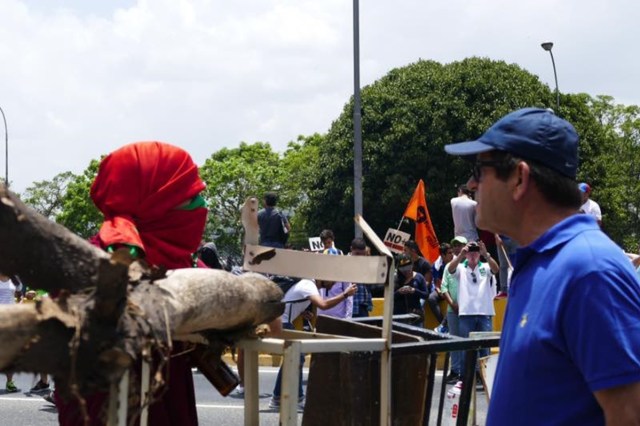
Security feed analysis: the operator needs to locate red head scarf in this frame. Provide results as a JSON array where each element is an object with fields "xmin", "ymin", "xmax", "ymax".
[{"xmin": 90, "ymin": 141, "xmax": 207, "ymax": 269}]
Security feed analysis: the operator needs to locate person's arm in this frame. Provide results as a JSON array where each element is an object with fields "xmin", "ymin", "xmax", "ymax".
[
  {"xmin": 448, "ymin": 247, "xmax": 467, "ymax": 273},
  {"xmin": 479, "ymin": 240, "xmax": 500, "ymax": 274},
  {"xmin": 412, "ymin": 274, "xmax": 429, "ymax": 300},
  {"xmin": 594, "ymin": 382, "xmax": 640, "ymax": 425},
  {"xmin": 345, "ymin": 284, "xmax": 353, "ymax": 318},
  {"xmin": 440, "ymin": 269, "xmax": 458, "ymax": 313},
  {"xmin": 309, "ymin": 283, "xmax": 357, "ymax": 310}
]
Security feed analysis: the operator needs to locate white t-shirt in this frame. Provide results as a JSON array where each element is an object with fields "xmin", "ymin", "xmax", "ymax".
[
  {"xmin": 451, "ymin": 196, "xmax": 478, "ymax": 241},
  {"xmin": 0, "ymin": 279, "xmax": 16, "ymax": 305},
  {"xmin": 581, "ymin": 198, "xmax": 602, "ymax": 221},
  {"xmin": 282, "ymin": 279, "xmax": 318, "ymax": 324},
  {"xmin": 453, "ymin": 262, "xmax": 496, "ymax": 316}
]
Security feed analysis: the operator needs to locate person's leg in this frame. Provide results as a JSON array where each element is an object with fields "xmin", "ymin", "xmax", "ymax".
[
  {"xmin": 30, "ymin": 373, "xmax": 50, "ymax": 393},
  {"xmin": 272, "ymin": 365, "xmax": 284, "ymax": 400},
  {"xmin": 427, "ymin": 291, "xmax": 444, "ymax": 324},
  {"xmin": 236, "ymin": 349, "xmax": 244, "ymax": 391},
  {"xmin": 477, "ymin": 316, "xmax": 493, "ymax": 359},
  {"xmin": 457, "ymin": 315, "xmax": 475, "ymax": 377},
  {"xmin": 446, "ymin": 311, "xmax": 461, "ymax": 377},
  {"xmin": 271, "ymin": 322, "xmax": 304, "ymax": 403},
  {"xmin": 5, "ymin": 373, "xmax": 17, "ymax": 392},
  {"xmin": 270, "ymin": 355, "xmax": 304, "ymax": 402}
]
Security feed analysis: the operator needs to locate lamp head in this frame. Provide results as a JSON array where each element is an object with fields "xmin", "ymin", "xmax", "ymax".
[{"xmin": 541, "ymin": 42, "xmax": 554, "ymax": 51}]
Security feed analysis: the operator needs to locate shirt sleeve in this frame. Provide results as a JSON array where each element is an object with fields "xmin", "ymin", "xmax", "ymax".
[
  {"xmin": 441, "ymin": 268, "xmax": 452, "ymax": 294},
  {"xmin": 413, "ymin": 273, "xmax": 429, "ymax": 300},
  {"xmin": 562, "ymin": 269, "xmax": 640, "ymax": 392}
]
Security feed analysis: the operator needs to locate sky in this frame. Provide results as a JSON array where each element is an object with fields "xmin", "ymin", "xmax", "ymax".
[{"xmin": 0, "ymin": 0, "xmax": 638, "ymax": 193}]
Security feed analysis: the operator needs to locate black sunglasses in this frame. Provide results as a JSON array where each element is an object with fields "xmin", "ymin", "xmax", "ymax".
[
  {"xmin": 470, "ymin": 271, "xmax": 478, "ymax": 284},
  {"xmin": 472, "ymin": 159, "xmax": 512, "ymax": 182}
]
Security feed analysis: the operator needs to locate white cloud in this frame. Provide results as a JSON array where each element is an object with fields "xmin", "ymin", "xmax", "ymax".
[{"xmin": 0, "ymin": 0, "xmax": 638, "ymax": 192}]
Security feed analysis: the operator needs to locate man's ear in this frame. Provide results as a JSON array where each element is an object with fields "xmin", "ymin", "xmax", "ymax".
[{"xmin": 512, "ymin": 161, "xmax": 531, "ymax": 201}]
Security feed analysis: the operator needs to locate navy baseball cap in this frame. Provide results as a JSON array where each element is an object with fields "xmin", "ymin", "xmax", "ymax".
[{"xmin": 444, "ymin": 108, "xmax": 579, "ymax": 179}]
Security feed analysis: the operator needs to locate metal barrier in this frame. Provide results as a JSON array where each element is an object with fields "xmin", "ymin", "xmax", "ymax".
[
  {"xmin": 239, "ymin": 202, "xmax": 500, "ymax": 425},
  {"xmin": 358, "ymin": 317, "xmax": 501, "ymax": 426}
]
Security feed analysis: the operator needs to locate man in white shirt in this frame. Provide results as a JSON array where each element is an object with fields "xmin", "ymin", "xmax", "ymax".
[
  {"xmin": 270, "ymin": 278, "xmax": 357, "ymax": 409},
  {"xmin": 451, "ymin": 185, "xmax": 479, "ymax": 241},
  {"xmin": 447, "ymin": 240, "xmax": 499, "ymax": 386},
  {"xmin": 579, "ymin": 183, "xmax": 602, "ymax": 226}
]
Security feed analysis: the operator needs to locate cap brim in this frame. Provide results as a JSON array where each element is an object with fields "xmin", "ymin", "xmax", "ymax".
[{"xmin": 445, "ymin": 140, "xmax": 494, "ymax": 156}]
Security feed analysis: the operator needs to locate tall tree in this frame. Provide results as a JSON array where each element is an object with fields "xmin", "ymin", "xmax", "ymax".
[
  {"xmin": 278, "ymin": 134, "xmax": 323, "ymax": 247},
  {"xmin": 21, "ymin": 171, "xmax": 76, "ymax": 220},
  {"xmin": 574, "ymin": 95, "xmax": 640, "ymax": 249},
  {"xmin": 199, "ymin": 142, "xmax": 284, "ymax": 257},
  {"xmin": 304, "ymin": 57, "xmax": 556, "ymax": 248},
  {"xmin": 56, "ymin": 159, "xmax": 102, "ymax": 238}
]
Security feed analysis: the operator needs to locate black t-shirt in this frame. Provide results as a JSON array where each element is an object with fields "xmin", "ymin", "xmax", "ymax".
[
  {"xmin": 258, "ymin": 207, "xmax": 287, "ymax": 245},
  {"xmin": 412, "ymin": 257, "xmax": 431, "ymax": 278}
]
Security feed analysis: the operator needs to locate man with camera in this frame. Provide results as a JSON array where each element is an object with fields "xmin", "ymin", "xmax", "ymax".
[{"xmin": 446, "ymin": 240, "xmax": 499, "ymax": 385}]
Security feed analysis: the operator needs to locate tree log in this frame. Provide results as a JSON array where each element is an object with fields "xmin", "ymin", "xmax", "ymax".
[
  {"xmin": 0, "ymin": 187, "xmax": 110, "ymax": 293},
  {"xmin": 0, "ymin": 185, "xmax": 284, "ymax": 398}
]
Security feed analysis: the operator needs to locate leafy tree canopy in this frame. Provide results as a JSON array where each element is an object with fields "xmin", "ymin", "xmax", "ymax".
[{"xmin": 304, "ymin": 57, "xmax": 557, "ymax": 251}]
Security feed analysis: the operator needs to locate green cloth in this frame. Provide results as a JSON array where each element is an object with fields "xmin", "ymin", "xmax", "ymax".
[
  {"xmin": 440, "ymin": 266, "xmax": 458, "ymax": 313},
  {"xmin": 177, "ymin": 194, "xmax": 207, "ymax": 210}
]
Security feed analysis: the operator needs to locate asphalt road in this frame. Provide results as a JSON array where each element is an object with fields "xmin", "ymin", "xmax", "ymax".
[
  {"xmin": 0, "ymin": 368, "xmax": 487, "ymax": 425},
  {"xmin": 0, "ymin": 367, "xmax": 297, "ymax": 426}
]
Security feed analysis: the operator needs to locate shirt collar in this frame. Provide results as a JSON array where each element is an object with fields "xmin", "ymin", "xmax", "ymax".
[{"xmin": 514, "ymin": 213, "xmax": 599, "ymax": 268}]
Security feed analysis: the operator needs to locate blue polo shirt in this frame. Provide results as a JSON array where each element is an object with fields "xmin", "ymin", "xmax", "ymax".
[{"xmin": 488, "ymin": 214, "xmax": 640, "ymax": 425}]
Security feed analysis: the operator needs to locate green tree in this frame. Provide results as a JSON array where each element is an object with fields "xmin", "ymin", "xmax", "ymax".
[
  {"xmin": 573, "ymin": 95, "xmax": 640, "ymax": 249},
  {"xmin": 199, "ymin": 142, "xmax": 285, "ymax": 256},
  {"xmin": 278, "ymin": 134, "xmax": 323, "ymax": 247},
  {"xmin": 303, "ymin": 57, "xmax": 556, "ymax": 250},
  {"xmin": 56, "ymin": 159, "xmax": 102, "ymax": 238},
  {"xmin": 21, "ymin": 171, "xmax": 76, "ymax": 220}
]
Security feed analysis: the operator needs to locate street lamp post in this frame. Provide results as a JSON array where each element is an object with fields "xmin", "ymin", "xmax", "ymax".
[
  {"xmin": 352, "ymin": 0, "xmax": 363, "ymax": 238},
  {"xmin": 0, "ymin": 107, "xmax": 7, "ymax": 187},
  {"xmin": 541, "ymin": 42, "xmax": 560, "ymax": 111}
]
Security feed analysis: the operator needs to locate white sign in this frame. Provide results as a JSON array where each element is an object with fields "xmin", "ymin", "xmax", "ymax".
[
  {"xmin": 383, "ymin": 229, "xmax": 411, "ymax": 254},
  {"xmin": 308, "ymin": 237, "xmax": 324, "ymax": 252}
]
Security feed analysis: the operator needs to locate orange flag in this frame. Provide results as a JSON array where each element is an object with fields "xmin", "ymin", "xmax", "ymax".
[{"xmin": 403, "ymin": 180, "xmax": 440, "ymax": 263}]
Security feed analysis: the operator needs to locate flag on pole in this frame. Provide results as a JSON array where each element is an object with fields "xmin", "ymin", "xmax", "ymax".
[{"xmin": 403, "ymin": 179, "xmax": 440, "ymax": 263}]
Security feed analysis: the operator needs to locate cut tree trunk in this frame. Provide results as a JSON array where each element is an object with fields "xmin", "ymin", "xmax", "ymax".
[{"xmin": 0, "ymin": 186, "xmax": 284, "ymax": 398}]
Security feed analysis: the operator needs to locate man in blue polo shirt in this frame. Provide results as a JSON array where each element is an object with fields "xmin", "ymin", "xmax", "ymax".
[{"xmin": 445, "ymin": 108, "xmax": 640, "ymax": 425}]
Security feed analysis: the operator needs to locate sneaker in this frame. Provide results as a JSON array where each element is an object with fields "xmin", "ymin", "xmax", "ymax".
[
  {"xmin": 268, "ymin": 396, "xmax": 304, "ymax": 410},
  {"xmin": 43, "ymin": 390, "xmax": 55, "ymax": 404},
  {"xmin": 475, "ymin": 374, "xmax": 485, "ymax": 392},
  {"xmin": 5, "ymin": 380, "xmax": 19, "ymax": 393},
  {"xmin": 445, "ymin": 373, "xmax": 460, "ymax": 385},
  {"xmin": 230, "ymin": 386, "xmax": 244, "ymax": 398},
  {"xmin": 30, "ymin": 380, "xmax": 50, "ymax": 394},
  {"xmin": 268, "ymin": 398, "xmax": 280, "ymax": 409}
]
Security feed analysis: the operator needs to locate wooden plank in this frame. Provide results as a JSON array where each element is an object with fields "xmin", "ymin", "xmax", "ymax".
[{"xmin": 244, "ymin": 245, "xmax": 388, "ymax": 284}]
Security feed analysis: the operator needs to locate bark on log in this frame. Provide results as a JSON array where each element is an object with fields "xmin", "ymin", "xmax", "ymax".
[
  {"xmin": 0, "ymin": 185, "xmax": 284, "ymax": 398},
  {"xmin": 0, "ymin": 267, "xmax": 283, "ymax": 394},
  {"xmin": 0, "ymin": 187, "xmax": 111, "ymax": 293}
]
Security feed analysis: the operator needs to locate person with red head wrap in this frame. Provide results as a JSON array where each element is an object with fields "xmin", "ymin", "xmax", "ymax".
[{"xmin": 56, "ymin": 141, "xmax": 207, "ymax": 425}]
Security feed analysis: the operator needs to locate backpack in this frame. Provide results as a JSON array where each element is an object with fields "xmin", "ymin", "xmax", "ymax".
[
  {"xmin": 270, "ymin": 275, "xmax": 298, "ymax": 296},
  {"xmin": 277, "ymin": 212, "xmax": 289, "ymax": 245}
]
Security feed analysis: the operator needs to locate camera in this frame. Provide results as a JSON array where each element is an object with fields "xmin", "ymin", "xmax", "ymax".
[{"xmin": 468, "ymin": 244, "xmax": 480, "ymax": 253}]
